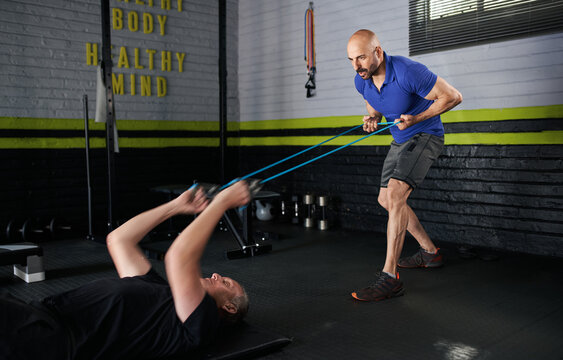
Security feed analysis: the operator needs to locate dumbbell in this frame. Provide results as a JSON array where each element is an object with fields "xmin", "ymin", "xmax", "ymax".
[
  {"xmin": 317, "ymin": 195, "xmax": 329, "ymax": 230},
  {"xmin": 291, "ymin": 195, "xmax": 300, "ymax": 224},
  {"xmin": 22, "ymin": 218, "xmax": 52, "ymax": 242},
  {"xmin": 0, "ymin": 219, "xmax": 6, "ymax": 244},
  {"xmin": 303, "ymin": 194, "xmax": 315, "ymax": 228},
  {"xmin": 6, "ymin": 217, "xmax": 26, "ymax": 242},
  {"xmin": 279, "ymin": 198, "xmax": 290, "ymax": 223},
  {"xmin": 7, "ymin": 217, "xmax": 73, "ymax": 242},
  {"xmin": 47, "ymin": 217, "xmax": 74, "ymax": 240}
]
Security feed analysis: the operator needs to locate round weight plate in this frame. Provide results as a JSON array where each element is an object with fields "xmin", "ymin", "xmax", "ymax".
[{"xmin": 6, "ymin": 218, "xmax": 25, "ymax": 242}]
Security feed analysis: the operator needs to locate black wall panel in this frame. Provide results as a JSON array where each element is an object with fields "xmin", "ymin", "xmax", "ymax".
[
  {"xmin": 238, "ymin": 144, "xmax": 563, "ymax": 257},
  {"xmin": 2, "ymin": 140, "xmax": 561, "ymax": 257},
  {"xmin": 0, "ymin": 147, "xmax": 223, "ymax": 240}
]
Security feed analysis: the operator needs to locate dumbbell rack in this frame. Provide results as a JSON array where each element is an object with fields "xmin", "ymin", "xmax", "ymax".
[{"xmin": 6, "ymin": 217, "xmax": 73, "ymax": 243}]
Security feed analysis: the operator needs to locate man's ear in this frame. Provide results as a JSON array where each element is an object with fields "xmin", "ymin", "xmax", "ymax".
[{"xmin": 222, "ymin": 302, "xmax": 237, "ymax": 315}]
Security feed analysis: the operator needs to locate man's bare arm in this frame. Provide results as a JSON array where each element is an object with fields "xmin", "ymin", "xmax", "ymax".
[
  {"xmin": 106, "ymin": 187, "xmax": 208, "ymax": 278},
  {"xmin": 165, "ymin": 182, "xmax": 250, "ymax": 322},
  {"xmin": 363, "ymin": 100, "xmax": 383, "ymax": 133},
  {"xmin": 396, "ymin": 76, "xmax": 462, "ymax": 130}
]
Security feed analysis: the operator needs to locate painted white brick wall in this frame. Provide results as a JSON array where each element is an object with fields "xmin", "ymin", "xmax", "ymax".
[
  {"xmin": 0, "ymin": 0, "xmax": 239, "ymax": 122},
  {"xmin": 238, "ymin": 0, "xmax": 563, "ymax": 122}
]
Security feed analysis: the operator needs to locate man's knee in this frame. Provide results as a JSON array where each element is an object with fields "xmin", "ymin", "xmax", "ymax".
[
  {"xmin": 378, "ymin": 189, "xmax": 388, "ymax": 210},
  {"xmin": 386, "ymin": 179, "xmax": 411, "ymax": 209}
]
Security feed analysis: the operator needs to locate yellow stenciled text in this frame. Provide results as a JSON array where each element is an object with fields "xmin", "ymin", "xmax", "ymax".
[
  {"xmin": 111, "ymin": 73, "xmax": 167, "ymax": 97},
  {"xmin": 112, "ymin": 8, "xmax": 168, "ymax": 35}
]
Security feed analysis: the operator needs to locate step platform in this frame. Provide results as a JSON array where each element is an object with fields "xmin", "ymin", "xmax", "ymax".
[{"xmin": 0, "ymin": 243, "xmax": 45, "ymax": 283}]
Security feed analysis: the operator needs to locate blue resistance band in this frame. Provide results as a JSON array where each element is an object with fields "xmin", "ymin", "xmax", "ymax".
[
  {"xmin": 220, "ymin": 121, "xmax": 395, "ymax": 190},
  {"xmin": 260, "ymin": 122, "xmax": 397, "ymax": 184}
]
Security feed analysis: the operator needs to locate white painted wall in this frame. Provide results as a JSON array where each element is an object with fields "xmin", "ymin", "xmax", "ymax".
[
  {"xmin": 238, "ymin": 0, "xmax": 563, "ymax": 122},
  {"xmin": 1, "ymin": 0, "xmax": 561, "ymax": 124},
  {"xmin": 0, "ymin": 0, "xmax": 238, "ymax": 122}
]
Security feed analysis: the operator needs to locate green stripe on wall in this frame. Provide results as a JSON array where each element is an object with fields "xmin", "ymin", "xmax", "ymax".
[
  {"xmin": 1, "ymin": 105, "xmax": 561, "ymax": 148},
  {"xmin": 444, "ymin": 131, "xmax": 563, "ymax": 145},
  {"xmin": 0, "ymin": 131, "xmax": 560, "ymax": 149},
  {"xmin": 0, "ymin": 117, "xmax": 221, "ymax": 131},
  {"xmin": 230, "ymin": 135, "xmax": 394, "ymax": 146},
  {"xmin": 0, "ymin": 137, "xmax": 219, "ymax": 149},
  {"xmin": 2, "ymin": 105, "xmax": 561, "ymax": 132},
  {"xmin": 118, "ymin": 137, "xmax": 219, "ymax": 147},
  {"xmin": 441, "ymin": 104, "xmax": 563, "ymax": 123},
  {"xmin": 231, "ymin": 131, "xmax": 563, "ymax": 146},
  {"xmin": 238, "ymin": 116, "xmax": 361, "ymax": 130},
  {"xmin": 239, "ymin": 104, "xmax": 563, "ymax": 130}
]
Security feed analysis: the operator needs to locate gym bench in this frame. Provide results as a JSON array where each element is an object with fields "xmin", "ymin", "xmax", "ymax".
[{"xmin": 0, "ymin": 243, "xmax": 45, "ymax": 283}]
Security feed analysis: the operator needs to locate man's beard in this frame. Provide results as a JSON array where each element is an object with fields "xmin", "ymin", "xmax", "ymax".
[{"xmin": 357, "ymin": 64, "xmax": 377, "ymax": 79}]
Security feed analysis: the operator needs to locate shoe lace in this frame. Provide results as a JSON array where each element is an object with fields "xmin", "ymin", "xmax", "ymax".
[
  {"xmin": 414, "ymin": 248, "xmax": 425, "ymax": 265},
  {"xmin": 369, "ymin": 272, "xmax": 388, "ymax": 287}
]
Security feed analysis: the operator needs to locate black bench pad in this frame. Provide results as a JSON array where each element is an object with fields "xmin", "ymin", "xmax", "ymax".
[
  {"xmin": 0, "ymin": 243, "xmax": 43, "ymax": 266},
  {"xmin": 168, "ymin": 322, "xmax": 291, "ymax": 360}
]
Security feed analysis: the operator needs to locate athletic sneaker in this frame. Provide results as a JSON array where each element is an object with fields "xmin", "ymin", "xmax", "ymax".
[
  {"xmin": 351, "ymin": 272, "xmax": 404, "ymax": 301},
  {"xmin": 398, "ymin": 247, "xmax": 443, "ymax": 268}
]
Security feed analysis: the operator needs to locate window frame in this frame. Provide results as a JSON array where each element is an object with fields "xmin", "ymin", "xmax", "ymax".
[{"xmin": 409, "ymin": 0, "xmax": 563, "ymax": 55}]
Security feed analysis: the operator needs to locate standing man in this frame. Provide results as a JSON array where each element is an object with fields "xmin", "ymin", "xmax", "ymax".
[{"xmin": 347, "ymin": 29, "xmax": 462, "ymax": 302}]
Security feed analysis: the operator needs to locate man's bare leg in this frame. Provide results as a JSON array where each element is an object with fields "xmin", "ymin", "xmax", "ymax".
[
  {"xmin": 378, "ymin": 185, "xmax": 437, "ymax": 254},
  {"xmin": 382, "ymin": 179, "xmax": 413, "ymax": 275}
]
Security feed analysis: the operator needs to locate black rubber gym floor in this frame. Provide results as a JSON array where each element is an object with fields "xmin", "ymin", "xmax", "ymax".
[{"xmin": 2, "ymin": 221, "xmax": 562, "ymax": 360}]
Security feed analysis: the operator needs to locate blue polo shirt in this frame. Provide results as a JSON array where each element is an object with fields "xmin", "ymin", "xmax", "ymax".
[{"xmin": 354, "ymin": 52, "xmax": 444, "ymax": 143}]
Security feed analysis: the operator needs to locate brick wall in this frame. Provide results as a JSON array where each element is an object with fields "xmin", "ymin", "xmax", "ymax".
[{"xmin": 0, "ymin": 0, "xmax": 239, "ymax": 241}]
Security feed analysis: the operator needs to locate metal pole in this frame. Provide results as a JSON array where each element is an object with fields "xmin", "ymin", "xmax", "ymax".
[
  {"xmin": 101, "ymin": 0, "xmax": 116, "ymax": 233},
  {"xmin": 83, "ymin": 95, "xmax": 94, "ymax": 241},
  {"xmin": 82, "ymin": 95, "xmax": 94, "ymax": 240},
  {"xmin": 219, "ymin": 0, "xmax": 227, "ymax": 183}
]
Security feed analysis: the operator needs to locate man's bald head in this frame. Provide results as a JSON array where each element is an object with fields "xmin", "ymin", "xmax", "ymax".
[
  {"xmin": 348, "ymin": 29, "xmax": 381, "ymax": 51},
  {"xmin": 347, "ymin": 30, "xmax": 384, "ymax": 80}
]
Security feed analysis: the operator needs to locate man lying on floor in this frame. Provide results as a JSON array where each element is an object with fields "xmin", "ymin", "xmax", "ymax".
[{"xmin": 0, "ymin": 181, "xmax": 251, "ymax": 360}]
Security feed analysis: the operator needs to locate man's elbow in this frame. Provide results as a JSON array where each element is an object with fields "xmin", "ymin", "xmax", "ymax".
[
  {"xmin": 456, "ymin": 91, "xmax": 463, "ymax": 105},
  {"xmin": 452, "ymin": 89, "xmax": 463, "ymax": 107},
  {"xmin": 106, "ymin": 231, "xmax": 121, "ymax": 249},
  {"xmin": 164, "ymin": 245, "xmax": 184, "ymax": 269},
  {"xmin": 164, "ymin": 248, "xmax": 176, "ymax": 266},
  {"xmin": 106, "ymin": 232, "xmax": 115, "ymax": 247},
  {"xmin": 164, "ymin": 248, "xmax": 197, "ymax": 277}
]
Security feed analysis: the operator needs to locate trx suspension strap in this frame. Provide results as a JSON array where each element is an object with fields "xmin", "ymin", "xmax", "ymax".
[{"xmin": 304, "ymin": 2, "xmax": 316, "ymax": 98}]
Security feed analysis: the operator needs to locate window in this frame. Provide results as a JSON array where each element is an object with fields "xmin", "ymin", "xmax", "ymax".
[{"xmin": 409, "ymin": 0, "xmax": 563, "ymax": 55}]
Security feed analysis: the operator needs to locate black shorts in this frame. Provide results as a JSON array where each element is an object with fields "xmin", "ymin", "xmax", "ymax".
[{"xmin": 380, "ymin": 132, "xmax": 444, "ymax": 189}]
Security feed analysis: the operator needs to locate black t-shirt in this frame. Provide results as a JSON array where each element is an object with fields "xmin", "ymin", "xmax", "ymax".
[{"xmin": 40, "ymin": 269, "xmax": 219, "ymax": 360}]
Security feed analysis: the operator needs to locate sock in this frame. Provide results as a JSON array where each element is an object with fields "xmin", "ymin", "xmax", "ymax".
[
  {"xmin": 422, "ymin": 247, "xmax": 438, "ymax": 255},
  {"xmin": 383, "ymin": 271, "xmax": 396, "ymax": 279}
]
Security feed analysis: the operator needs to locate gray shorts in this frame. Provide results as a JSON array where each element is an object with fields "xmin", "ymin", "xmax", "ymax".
[{"xmin": 380, "ymin": 132, "xmax": 444, "ymax": 189}]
